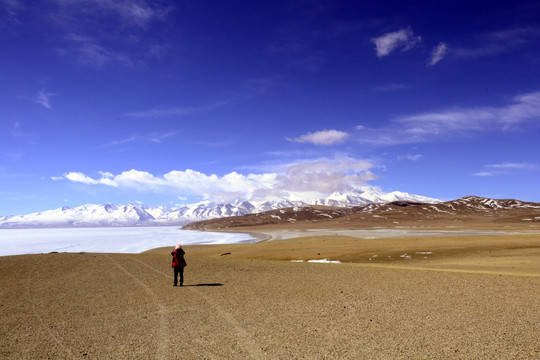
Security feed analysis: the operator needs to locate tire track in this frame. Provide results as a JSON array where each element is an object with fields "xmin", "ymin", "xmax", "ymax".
[
  {"xmin": 106, "ymin": 255, "xmax": 169, "ymax": 360},
  {"xmin": 25, "ymin": 267, "xmax": 76, "ymax": 358},
  {"xmin": 132, "ymin": 257, "xmax": 265, "ymax": 360}
]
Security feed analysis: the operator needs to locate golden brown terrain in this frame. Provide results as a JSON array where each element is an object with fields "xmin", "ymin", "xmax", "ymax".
[{"xmin": 1, "ymin": 225, "xmax": 540, "ymax": 359}]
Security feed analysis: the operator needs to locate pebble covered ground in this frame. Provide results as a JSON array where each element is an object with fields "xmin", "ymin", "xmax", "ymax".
[{"xmin": 1, "ymin": 248, "xmax": 539, "ymax": 359}]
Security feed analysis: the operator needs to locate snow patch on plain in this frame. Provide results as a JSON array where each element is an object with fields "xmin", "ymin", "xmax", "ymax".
[
  {"xmin": 307, "ymin": 258, "xmax": 342, "ymax": 264},
  {"xmin": 290, "ymin": 258, "xmax": 342, "ymax": 264}
]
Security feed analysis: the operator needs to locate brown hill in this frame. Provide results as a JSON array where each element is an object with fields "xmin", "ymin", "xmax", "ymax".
[{"xmin": 183, "ymin": 196, "xmax": 540, "ymax": 231}]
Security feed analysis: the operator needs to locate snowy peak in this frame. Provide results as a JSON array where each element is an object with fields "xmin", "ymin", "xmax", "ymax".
[
  {"xmin": 450, "ymin": 196, "xmax": 540, "ymax": 211},
  {"xmin": 0, "ymin": 203, "xmax": 160, "ymax": 228},
  {"xmin": 103, "ymin": 203, "xmax": 118, "ymax": 212},
  {"xmin": 1, "ymin": 188, "xmax": 439, "ymax": 228}
]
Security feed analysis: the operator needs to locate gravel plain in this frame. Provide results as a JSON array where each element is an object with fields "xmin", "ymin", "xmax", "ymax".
[{"xmin": 1, "ymin": 233, "xmax": 539, "ymax": 359}]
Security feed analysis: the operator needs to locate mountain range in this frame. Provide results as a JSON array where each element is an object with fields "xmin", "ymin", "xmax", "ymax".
[
  {"xmin": 0, "ymin": 187, "xmax": 438, "ymax": 228},
  {"xmin": 183, "ymin": 196, "xmax": 540, "ymax": 231}
]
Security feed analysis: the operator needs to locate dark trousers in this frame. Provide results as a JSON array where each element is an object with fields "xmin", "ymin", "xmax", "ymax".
[{"xmin": 174, "ymin": 267, "xmax": 184, "ymax": 286}]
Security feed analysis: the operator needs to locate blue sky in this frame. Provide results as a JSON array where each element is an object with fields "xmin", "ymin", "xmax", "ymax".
[{"xmin": 1, "ymin": 0, "xmax": 540, "ymax": 215}]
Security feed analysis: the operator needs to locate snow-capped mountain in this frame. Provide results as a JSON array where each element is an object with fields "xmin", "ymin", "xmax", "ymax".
[
  {"xmin": 0, "ymin": 187, "xmax": 439, "ymax": 228},
  {"xmin": 314, "ymin": 189, "xmax": 437, "ymax": 207}
]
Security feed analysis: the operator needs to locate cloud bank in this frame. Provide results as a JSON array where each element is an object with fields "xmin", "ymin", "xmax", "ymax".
[
  {"xmin": 56, "ymin": 158, "xmax": 376, "ymax": 203},
  {"xmin": 356, "ymin": 90, "xmax": 540, "ymax": 145}
]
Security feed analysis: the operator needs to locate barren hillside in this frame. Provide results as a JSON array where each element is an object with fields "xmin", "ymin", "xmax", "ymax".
[{"xmin": 183, "ymin": 196, "xmax": 540, "ymax": 231}]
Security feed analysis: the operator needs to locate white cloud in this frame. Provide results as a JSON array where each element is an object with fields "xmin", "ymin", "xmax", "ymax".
[
  {"xmin": 51, "ymin": 0, "xmax": 170, "ymax": 29},
  {"xmin": 98, "ymin": 171, "xmax": 115, "ymax": 178},
  {"xmin": 398, "ymin": 154, "xmax": 423, "ymax": 161},
  {"xmin": 59, "ymin": 35, "xmax": 134, "ymax": 67},
  {"xmin": 103, "ymin": 132, "xmax": 178, "ymax": 147},
  {"xmin": 1, "ymin": 0, "xmax": 21, "ymax": 18},
  {"xmin": 288, "ymin": 129, "xmax": 349, "ymax": 145},
  {"xmin": 35, "ymin": 90, "xmax": 55, "ymax": 109},
  {"xmin": 356, "ymin": 90, "xmax": 540, "ymax": 145},
  {"xmin": 103, "ymin": 136, "xmax": 139, "ymax": 147},
  {"xmin": 122, "ymin": 101, "xmax": 229, "ymax": 118},
  {"xmin": 45, "ymin": 0, "xmax": 172, "ymax": 67},
  {"xmin": 111, "ymin": 1, "xmax": 162, "ymax": 28},
  {"xmin": 10, "ymin": 121, "xmax": 34, "ymax": 141},
  {"xmin": 64, "ymin": 172, "xmax": 118, "ymax": 187},
  {"xmin": 371, "ymin": 28, "xmax": 422, "ymax": 58},
  {"xmin": 473, "ymin": 162, "xmax": 537, "ymax": 177},
  {"xmin": 473, "ymin": 171, "xmax": 495, "ymax": 177},
  {"xmin": 428, "ymin": 42, "xmax": 448, "ymax": 66},
  {"xmin": 62, "ymin": 169, "xmax": 274, "ymax": 202},
  {"xmin": 59, "ymin": 158, "xmax": 376, "ymax": 202},
  {"xmin": 397, "ymin": 108, "xmax": 496, "ymax": 134},
  {"xmin": 274, "ymin": 158, "xmax": 376, "ymax": 196},
  {"xmin": 486, "ymin": 163, "xmax": 537, "ymax": 170}
]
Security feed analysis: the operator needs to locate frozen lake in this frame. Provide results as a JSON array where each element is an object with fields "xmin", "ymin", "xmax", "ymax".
[{"xmin": 0, "ymin": 227, "xmax": 257, "ymax": 256}]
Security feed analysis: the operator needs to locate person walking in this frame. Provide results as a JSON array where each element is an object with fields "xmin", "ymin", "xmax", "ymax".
[{"xmin": 171, "ymin": 244, "xmax": 186, "ymax": 286}]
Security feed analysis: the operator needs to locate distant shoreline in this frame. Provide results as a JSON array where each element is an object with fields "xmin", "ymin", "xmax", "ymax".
[{"xmin": 201, "ymin": 226, "xmax": 540, "ymax": 241}]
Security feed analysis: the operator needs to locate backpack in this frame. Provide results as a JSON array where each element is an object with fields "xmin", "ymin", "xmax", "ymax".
[{"xmin": 171, "ymin": 249, "xmax": 186, "ymax": 268}]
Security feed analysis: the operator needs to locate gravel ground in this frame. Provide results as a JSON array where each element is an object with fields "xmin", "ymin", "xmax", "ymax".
[{"xmin": 1, "ymin": 248, "xmax": 539, "ymax": 359}]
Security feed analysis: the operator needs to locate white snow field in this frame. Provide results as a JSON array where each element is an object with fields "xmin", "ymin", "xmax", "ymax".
[{"xmin": 0, "ymin": 227, "xmax": 256, "ymax": 256}]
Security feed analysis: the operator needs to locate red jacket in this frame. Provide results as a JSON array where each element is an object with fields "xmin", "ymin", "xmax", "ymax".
[{"xmin": 171, "ymin": 248, "xmax": 186, "ymax": 268}]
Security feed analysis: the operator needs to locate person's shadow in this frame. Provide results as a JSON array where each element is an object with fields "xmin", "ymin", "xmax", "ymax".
[{"xmin": 183, "ymin": 283, "xmax": 224, "ymax": 287}]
